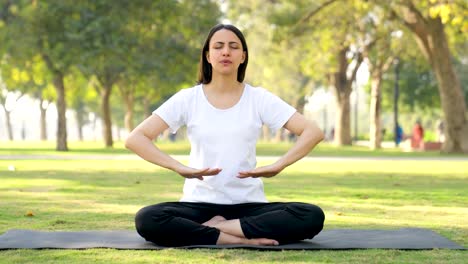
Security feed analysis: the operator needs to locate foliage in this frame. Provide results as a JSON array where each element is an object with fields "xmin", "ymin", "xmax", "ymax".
[
  {"xmin": 379, "ymin": 58, "xmax": 439, "ymax": 114},
  {"xmin": 226, "ymin": 1, "xmax": 314, "ymax": 108}
]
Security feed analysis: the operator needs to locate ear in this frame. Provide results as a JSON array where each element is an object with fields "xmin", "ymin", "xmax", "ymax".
[
  {"xmin": 241, "ymin": 51, "xmax": 246, "ymax": 63},
  {"xmin": 206, "ymin": 51, "xmax": 211, "ymax": 63}
]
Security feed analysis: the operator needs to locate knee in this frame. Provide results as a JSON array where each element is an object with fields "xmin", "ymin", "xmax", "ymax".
[
  {"xmin": 135, "ymin": 203, "xmax": 171, "ymax": 240},
  {"xmin": 305, "ymin": 204, "xmax": 325, "ymax": 224},
  {"xmin": 288, "ymin": 203, "xmax": 325, "ymax": 236}
]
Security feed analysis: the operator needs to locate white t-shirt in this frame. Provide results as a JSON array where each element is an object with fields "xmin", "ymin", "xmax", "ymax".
[{"xmin": 153, "ymin": 83, "xmax": 296, "ymax": 204}]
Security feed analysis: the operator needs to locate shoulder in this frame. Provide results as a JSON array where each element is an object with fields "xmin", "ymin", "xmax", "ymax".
[
  {"xmin": 177, "ymin": 84, "xmax": 200, "ymax": 96},
  {"xmin": 245, "ymin": 84, "xmax": 275, "ymax": 99},
  {"xmin": 170, "ymin": 84, "xmax": 200, "ymax": 101}
]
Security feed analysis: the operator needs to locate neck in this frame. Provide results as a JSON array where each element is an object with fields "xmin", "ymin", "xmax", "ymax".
[{"xmin": 207, "ymin": 74, "xmax": 241, "ymax": 92}]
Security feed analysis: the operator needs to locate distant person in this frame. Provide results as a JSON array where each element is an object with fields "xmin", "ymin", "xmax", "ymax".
[
  {"xmin": 396, "ymin": 124, "xmax": 404, "ymax": 146},
  {"xmin": 125, "ymin": 24, "xmax": 325, "ymax": 247},
  {"xmin": 287, "ymin": 130, "xmax": 297, "ymax": 142},
  {"xmin": 169, "ymin": 132, "xmax": 176, "ymax": 142},
  {"xmin": 411, "ymin": 120, "xmax": 424, "ymax": 150},
  {"xmin": 329, "ymin": 127, "xmax": 335, "ymax": 142}
]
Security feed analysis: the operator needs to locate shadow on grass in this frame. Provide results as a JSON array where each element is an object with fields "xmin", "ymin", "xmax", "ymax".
[
  {"xmin": 1, "ymin": 168, "xmax": 466, "ymax": 248},
  {"xmin": 2, "ymin": 168, "xmax": 466, "ymax": 208}
]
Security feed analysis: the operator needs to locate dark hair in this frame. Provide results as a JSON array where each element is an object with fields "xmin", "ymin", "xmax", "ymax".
[{"xmin": 197, "ymin": 24, "xmax": 249, "ymax": 84}]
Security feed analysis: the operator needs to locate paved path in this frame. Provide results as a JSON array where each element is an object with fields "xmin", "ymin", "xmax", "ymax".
[{"xmin": 1, "ymin": 154, "xmax": 467, "ymax": 162}]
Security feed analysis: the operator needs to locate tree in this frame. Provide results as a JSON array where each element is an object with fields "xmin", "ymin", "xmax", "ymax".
[
  {"xmin": 286, "ymin": 1, "xmax": 366, "ymax": 145},
  {"xmin": 357, "ymin": 4, "xmax": 405, "ymax": 149},
  {"xmin": 72, "ymin": 1, "xmax": 142, "ymax": 147},
  {"xmin": 0, "ymin": 77, "xmax": 23, "ymax": 141},
  {"xmin": 1, "ymin": 54, "xmax": 54, "ymax": 141},
  {"xmin": 25, "ymin": 0, "xmax": 85, "ymax": 150},
  {"xmin": 75, "ymin": 0, "xmax": 221, "ymax": 146},
  {"xmin": 377, "ymin": 0, "xmax": 468, "ymax": 152},
  {"xmin": 226, "ymin": 1, "xmax": 316, "ymax": 141}
]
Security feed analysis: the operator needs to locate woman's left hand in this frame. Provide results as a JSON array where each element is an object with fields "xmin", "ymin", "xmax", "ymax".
[{"xmin": 237, "ymin": 163, "xmax": 283, "ymax": 178}]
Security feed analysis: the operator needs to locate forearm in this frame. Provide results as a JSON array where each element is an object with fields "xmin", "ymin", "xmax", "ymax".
[
  {"xmin": 125, "ymin": 132, "xmax": 182, "ymax": 171},
  {"xmin": 275, "ymin": 122, "xmax": 324, "ymax": 169}
]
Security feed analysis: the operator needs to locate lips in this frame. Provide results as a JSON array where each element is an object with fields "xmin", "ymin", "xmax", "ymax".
[{"xmin": 220, "ymin": 60, "xmax": 232, "ymax": 64}]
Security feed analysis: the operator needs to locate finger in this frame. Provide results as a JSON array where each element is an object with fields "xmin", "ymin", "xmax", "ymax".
[
  {"xmin": 192, "ymin": 168, "xmax": 210, "ymax": 176},
  {"xmin": 197, "ymin": 167, "xmax": 211, "ymax": 173},
  {"xmin": 241, "ymin": 170, "xmax": 262, "ymax": 176},
  {"xmin": 205, "ymin": 168, "xmax": 222, "ymax": 175}
]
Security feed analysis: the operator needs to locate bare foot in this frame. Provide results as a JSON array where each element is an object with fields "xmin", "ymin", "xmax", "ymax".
[
  {"xmin": 202, "ymin": 215, "xmax": 226, "ymax": 227},
  {"xmin": 246, "ymin": 238, "xmax": 279, "ymax": 246},
  {"xmin": 216, "ymin": 232, "xmax": 279, "ymax": 246}
]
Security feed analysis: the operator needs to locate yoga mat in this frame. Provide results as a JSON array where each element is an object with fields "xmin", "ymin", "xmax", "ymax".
[{"xmin": 0, "ymin": 228, "xmax": 464, "ymax": 250}]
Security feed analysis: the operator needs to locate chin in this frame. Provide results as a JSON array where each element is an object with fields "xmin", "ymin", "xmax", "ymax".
[{"xmin": 216, "ymin": 70, "xmax": 237, "ymax": 76}]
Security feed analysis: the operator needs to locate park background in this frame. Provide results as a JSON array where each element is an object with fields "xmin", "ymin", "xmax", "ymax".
[
  {"xmin": 0, "ymin": 0, "xmax": 467, "ymax": 263},
  {"xmin": 0, "ymin": 0, "xmax": 467, "ymax": 153}
]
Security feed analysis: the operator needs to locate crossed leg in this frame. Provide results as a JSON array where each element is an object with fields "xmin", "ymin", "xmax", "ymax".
[
  {"xmin": 202, "ymin": 216, "xmax": 279, "ymax": 245},
  {"xmin": 135, "ymin": 202, "xmax": 324, "ymax": 246}
]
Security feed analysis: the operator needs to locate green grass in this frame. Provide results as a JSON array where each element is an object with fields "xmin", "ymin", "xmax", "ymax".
[
  {"xmin": 1, "ymin": 140, "xmax": 467, "ymax": 157},
  {"xmin": 0, "ymin": 141, "xmax": 467, "ymax": 263}
]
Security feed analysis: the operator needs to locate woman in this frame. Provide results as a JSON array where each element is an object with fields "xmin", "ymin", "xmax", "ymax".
[{"xmin": 125, "ymin": 24, "xmax": 325, "ymax": 247}]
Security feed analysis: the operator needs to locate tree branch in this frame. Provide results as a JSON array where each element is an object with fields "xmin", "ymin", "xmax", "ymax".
[
  {"xmin": 295, "ymin": 0, "xmax": 338, "ymax": 26},
  {"xmin": 350, "ymin": 52, "xmax": 363, "ymax": 85},
  {"xmin": 397, "ymin": 3, "xmax": 433, "ymax": 62},
  {"xmin": 381, "ymin": 56, "xmax": 395, "ymax": 73}
]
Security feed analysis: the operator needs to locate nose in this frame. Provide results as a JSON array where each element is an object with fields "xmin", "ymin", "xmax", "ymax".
[{"xmin": 221, "ymin": 46, "xmax": 230, "ymax": 56}]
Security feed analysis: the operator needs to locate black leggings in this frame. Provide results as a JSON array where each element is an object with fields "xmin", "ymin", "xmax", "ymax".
[{"xmin": 135, "ymin": 202, "xmax": 325, "ymax": 246}]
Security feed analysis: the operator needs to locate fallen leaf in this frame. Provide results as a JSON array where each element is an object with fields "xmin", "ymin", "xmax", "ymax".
[{"xmin": 25, "ymin": 211, "xmax": 34, "ymax": 217}]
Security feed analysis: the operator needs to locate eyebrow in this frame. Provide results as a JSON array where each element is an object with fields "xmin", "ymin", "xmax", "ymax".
[{"xmin": 213, "ymin": 41, "xmax": 240, "ymax": 45}]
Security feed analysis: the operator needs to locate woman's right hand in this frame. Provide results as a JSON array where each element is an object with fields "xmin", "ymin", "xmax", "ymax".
[{"xmin": 174, "ymin": 164, "xmax": 222, "ymax": 180}]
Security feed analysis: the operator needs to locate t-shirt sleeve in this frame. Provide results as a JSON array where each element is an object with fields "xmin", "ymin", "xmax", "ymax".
[
  {"xmin": 259, "ymin": 88, "xmax": 297, "ymax": 131},
  {"xmin": 152, "ymin": 90, "xmax": 188, "ymax": 133}
]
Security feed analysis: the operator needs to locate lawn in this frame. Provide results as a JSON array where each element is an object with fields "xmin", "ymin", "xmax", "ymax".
[
  {"xmin": 1, "ymin": 140, "xmax": 466, "ymax": 157},
  {"xmin": 0, "ymin": 141, "xmax": 467, "ymax": 263}
]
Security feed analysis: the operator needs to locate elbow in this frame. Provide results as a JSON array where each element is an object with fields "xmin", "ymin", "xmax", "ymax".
[
  {"xmin": 124, "ymin": 132, "xmax": 136, "ymax": 150},
  {"xmin": 315, "ymin": 128, "xmax": 325, "ymax": 144},
  {"xmin": 124, "ymin": 136, "xmax": 132, "ymax": 150},
  {"xmin": 317, "ymin": 128, "xmax": 325, "ymax": 142},
  {"xmin": 306, "ymin": 121, "xmax": 324, "ymax": 143}
]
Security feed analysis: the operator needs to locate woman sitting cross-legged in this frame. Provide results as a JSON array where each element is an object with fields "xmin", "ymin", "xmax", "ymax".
[{"xmin": 125, "ymin": 24, "xmax": 325, "ymax": 246}]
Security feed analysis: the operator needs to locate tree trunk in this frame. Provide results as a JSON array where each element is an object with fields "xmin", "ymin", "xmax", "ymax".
[
  {"xmin": 330, "ymin": 47, "xmax": 361, "ymax": 146},
  {"xmin": 262, "ymin": 126, "xmax": 271, "ymax": 141},
  {"xmin": 3, "ymin": 106, "xmax": 13, "ymax": 141},
  {"xmin": 399, "ymin": 5, "xmax": 468, "ymax": 153},
  {"xmin": 75, "ymin": 105, "xmax": 85, "ymax": 141},
  {"xmin": 295, "ymin": 96, "xmax": 307, "ymax": 115},
  {"xmin": 101, "ymin": 84, "xmax": 113, "ymax": 148},
  {"xmin": 53, "ymin": 72, "xmax": 68, "ymax": 151},
  {"xmin": 427, "ymin": 19, "xmax": 467, "ymax": 153},
  {"xmin": 369, "ymin": 70, "xmax": 383, "ymax": 149},
  {"xmin": 334, "ymin": 91, "xmax": 352, "ymax": 145},
  {"xmin": 39, "ymin": 97, "xmax": 47, "ymax": 141},
  {"xmin": 273, "ymin": 128, "xmax": 283, "ymax": 142},
  {"xmin": 92, "ymin": 116, "xmax": 97, "ymax": 141}
]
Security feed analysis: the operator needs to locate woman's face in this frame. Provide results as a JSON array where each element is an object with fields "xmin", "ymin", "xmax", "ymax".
[{"xmin": 206, "ymin": 29, "xmax": 246, "ymax": 78}]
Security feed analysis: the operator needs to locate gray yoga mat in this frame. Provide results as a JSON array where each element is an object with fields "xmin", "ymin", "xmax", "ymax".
[{"xmin": 0, "ymin": 228, "xmax": 464, "ymax": 250}]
